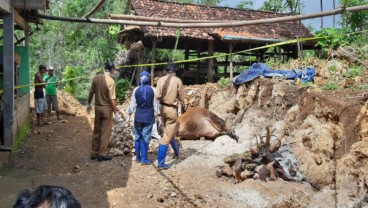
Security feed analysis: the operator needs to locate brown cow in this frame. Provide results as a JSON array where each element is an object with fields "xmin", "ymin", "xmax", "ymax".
[{"xmin": 173, "ymin": 107, "xmax": 238, "ymax": 142}]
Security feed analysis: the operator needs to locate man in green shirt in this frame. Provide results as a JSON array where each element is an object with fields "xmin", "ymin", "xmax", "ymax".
[{"xmin": 44, "ymin": 66, "xmax": 61, "ymax": 120}]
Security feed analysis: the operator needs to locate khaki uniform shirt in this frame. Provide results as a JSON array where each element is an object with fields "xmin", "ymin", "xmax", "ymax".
[
  {"xmin": 90, "ymin": 73, "xmax": 116, "ymax": 106},
  {"xmin": 156, "ymin": 74, "xmax": 185, "ymax": 106}
]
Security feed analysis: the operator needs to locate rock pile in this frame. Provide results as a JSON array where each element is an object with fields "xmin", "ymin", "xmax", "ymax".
[{"xmin": 108, "ymin": 119, "xmax": 134, "ymax": 156}]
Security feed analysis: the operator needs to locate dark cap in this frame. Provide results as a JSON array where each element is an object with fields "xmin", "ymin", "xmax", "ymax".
[
  {"xmin": 164, "ymin": 61, "xmax": 178, "ymax": 72},
  {"xmin": 39, "ymin": 64, "xmax": 47, "ymax": 70},
  {"xmin": 105, "ymin": 61, "xmax": 116, "ymax": 71}
]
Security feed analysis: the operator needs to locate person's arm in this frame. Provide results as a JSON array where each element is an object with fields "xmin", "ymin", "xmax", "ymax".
[
  {"xmin": 109, "ymin": 99, "xmax": 118, "ymax": 114},
  {"xmin": 87, "ymin": 79, "xmax": 95, "ymax": 105},
  {"xmin": 178, "ymin": 79, "xmax": 185, "ymax": 105},
  {"xmin": 152, "ymin": 87, "xmax": 161, "ymax": 115},
  {"xmin": 107, "ymin": 79, "xmax": 118, "ymax": 114},
  {"xmin": 128, "ymin": 88, "xmax": 137, "ymax": 115},
  {"xmin": 155, "ymin": 80, "xmax": 162, "ymax": 101},
  {"xmin": 36, "ymin": 73, "xmax": 46, "ymax": 88},
  {"xmin": 87, "ymin": 79, "xmax": 95, "ymax": 113}
]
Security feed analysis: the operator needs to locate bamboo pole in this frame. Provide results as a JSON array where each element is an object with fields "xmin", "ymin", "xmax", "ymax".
[
  {"xmin": 229, "ymin": 43, "xmax": 233, "ymax": 80},
  {"xmin": 151, "ymin": 39, "xmax": 156, "ymax": 86},
  {"xmin": 35, "ymin": 5, "xmax": 368, "ymax": 28},
  {"xmin": 109, "ymin": 14, "xmax": 226, "ymax": 23}
]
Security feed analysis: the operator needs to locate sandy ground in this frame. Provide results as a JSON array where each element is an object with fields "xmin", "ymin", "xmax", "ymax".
[{"xmin": 0, "ymin": 109, "xmax": 317, "ymax": 208}]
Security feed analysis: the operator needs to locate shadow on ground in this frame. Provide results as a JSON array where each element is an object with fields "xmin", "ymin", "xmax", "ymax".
[{"xmin": 0, "ymin": 112, "xmax": 132, "ymax": 207}]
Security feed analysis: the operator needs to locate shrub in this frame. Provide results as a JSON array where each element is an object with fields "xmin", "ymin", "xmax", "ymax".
[
  {"xmin": 115, "ymin": 79, "xmax": 130, "ymax": 104},
  {"xmin": 217, "ymin": 77, "xmax": 228, "ymax": 88},
  {"xmin": 342, "ymin": 65, "xmax": 362, "ymax": 78},
  {"xmin": 322, "ymin": 82, "xmax": 339, "ymax": 90}
]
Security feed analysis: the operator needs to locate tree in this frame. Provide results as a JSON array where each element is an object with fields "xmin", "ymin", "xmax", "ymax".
[
  {"xmin": 260, "ymin": 0, "xmax": 303, "ymax": 14},
  {"xmin": 195, "ymin": 0, "xmax": 222, "ymax": 6},
  {"xmin": 236, "ymin": 1, "xmax": 253, "ymax": 10},
  {"xmin": 340, "ymin": 0, "xmax": 368, "ymax": 31},
  {"xmin": 260, "ymin": 0, "xmax": 285, "ymax": 13},
  {"xmin": 320, "ymin": 0, "xmax": 324, "ymax": 29},
  {"xmin": 28, "ymin": 0, "xmax": 128, "ymax": 100}
]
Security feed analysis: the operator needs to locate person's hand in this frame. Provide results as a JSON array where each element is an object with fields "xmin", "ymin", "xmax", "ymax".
[
  {"xmin": 114, "ymin": 111, "xmax": 121, "ymax": 122},
  {"xmin": 86, "ymin": 103, "xmax": 92, "ymax": 114}
]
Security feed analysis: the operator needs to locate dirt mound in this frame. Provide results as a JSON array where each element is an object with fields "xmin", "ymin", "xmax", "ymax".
[
  {"xmin": 204, "ymin": 78, "xmax": 366, "ymax": 206},
  {"xmin": 57, "ymin": 91, "xmax": 83, "ymax": 116}
]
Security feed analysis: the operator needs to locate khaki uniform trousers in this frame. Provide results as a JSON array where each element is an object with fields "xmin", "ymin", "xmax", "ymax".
[
  {"xmin": 92, "ymin": 105, "xmax": 113, "ymax": 156},
  {"xmin": 160, "ymin": 105, "xmax": 178, "ymax": 145}
]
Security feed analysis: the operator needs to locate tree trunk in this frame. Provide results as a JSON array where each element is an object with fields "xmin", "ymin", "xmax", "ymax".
[
  {"xmin": 320, "ymin": 0, "xmax": 324, "ymax": 29},
  {"xmin": 333, "ymin": 0, "xmax": 336, "ymax": 27}
]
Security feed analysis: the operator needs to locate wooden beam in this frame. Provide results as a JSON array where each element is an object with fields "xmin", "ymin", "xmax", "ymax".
[
  {"xmin": 196, "ymin": 42, "xmax": 201, "ymax": 84},
  {"xmin": 13, "ymin": 0, "xmax": 46, "ymax": 10},
  {"xmin": 14, "ymin": 9, "xmax": 30, "ymax": 31},
  {"xmin": 0, "ymin": 0, "xmax": 11, "ymax": 13},
  {"xmin": 229, "ymin": 43, "xmax": 234, "ymax": 81},
  {"xmin": 151, "ymin": 39, "xmax": 156, "ymax": 86},
  {"xmin": 3, "ymin": 9, "xmax": 14, "ymax": 149},
  {"xmin": 207, "ymin": 40, "xmax": 214, "ymax": 83}
]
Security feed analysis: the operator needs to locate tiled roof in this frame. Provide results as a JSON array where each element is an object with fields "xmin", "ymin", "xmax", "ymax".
[{"xmin": 130, "ymin": 0, "xmax": 313, "ymax": 41}]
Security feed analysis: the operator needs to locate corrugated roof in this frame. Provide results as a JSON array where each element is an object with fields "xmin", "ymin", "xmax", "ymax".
[{"xmin": 130, "ymin": 0, "xmax": 313, "ymax": 41}]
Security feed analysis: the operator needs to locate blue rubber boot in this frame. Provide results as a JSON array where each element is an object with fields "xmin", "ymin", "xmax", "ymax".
[
  {"xmin": 134, "ymin": 140, "xmax": 142, "ymax": 162},
  {"xmin": 140, "ymin": 141, "xmax": 152, "ymax": 165},
  {"xmin": 157, "ymin": 144, "xmax": 170, "ymax": 170},
  {"xmin": 170, "ymin": 139, "xmax": 180, "ymax": 157}
]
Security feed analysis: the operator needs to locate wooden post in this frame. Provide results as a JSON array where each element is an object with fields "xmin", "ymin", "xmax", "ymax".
[
  {"xmin": 224, "ymin": 55, "xmax": 228, "ymax": 74},
  {"xmin": 3, "ymin": 9, "xmax": 14, "ymax": 148},
  {"xmin": 196, "ymin": 41, "xmax": 201, "ymax": 84},
  {"xmin": 229, "ymin": 43, "xmax": 234, "ymax": 80},
  {"xmin": 185, "ymin": 48, "xmax": 189, "ymax": 71},
  {"xmin": 151, "ymin": 39, "xmax": 156, "ymax": 86},
  {"xmin": 207, "ymin": 39, "xmax": 214, "ymax": 83}
]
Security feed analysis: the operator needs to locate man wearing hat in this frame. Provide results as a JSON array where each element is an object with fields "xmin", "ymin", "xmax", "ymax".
[
  {"xmin": 87, "ymin": 61, "xmax": 120, "ymax": 162},
  {"xmin": 128, "ymin": 71, "xmax": 160, "ymax": 165},
  {"xmin": 34, "ymin": 64, "xmax": 48, "ymax": 126},
  {"xmin": 44, "ymin": 65, "xmax": 61, "ymax": 120},
  {"xmin": 155, "ymin": 61, "xmax": 185, "ymax": 169}
]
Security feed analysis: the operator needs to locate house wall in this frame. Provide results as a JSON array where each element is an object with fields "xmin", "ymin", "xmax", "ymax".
[
  {"xmin": 12, "ymin": 93, "xmax": 30, "ymax": 149},
  {"xmin": 0, "ymin": 46, "xmax": 30, "ymax": 149}
]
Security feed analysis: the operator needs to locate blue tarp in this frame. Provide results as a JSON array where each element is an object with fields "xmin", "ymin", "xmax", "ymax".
[{"xmin": 233, "ymin": 63, "xmax": 315, "ymax": 85}]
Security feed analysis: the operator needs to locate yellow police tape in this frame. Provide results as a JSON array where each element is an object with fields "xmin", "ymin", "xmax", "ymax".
[{"xmin": 0, "ymin": 29, "xmax": 366, "ymax": 95}]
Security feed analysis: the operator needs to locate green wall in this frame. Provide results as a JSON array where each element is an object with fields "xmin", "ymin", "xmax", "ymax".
[{"xmin": 0, "ymin": 46, "xmax": 30, "ymax": 94}]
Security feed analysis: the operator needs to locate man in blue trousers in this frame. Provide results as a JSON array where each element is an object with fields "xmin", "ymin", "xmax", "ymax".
[{"xmin": 129, "ymin": 71, "xmax": 160, "ymax": 165}]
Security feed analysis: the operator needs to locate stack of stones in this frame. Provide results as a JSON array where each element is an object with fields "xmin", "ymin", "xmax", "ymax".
[{"xmin": 108, "ymin": 119, "xmax": 134, "ymax": 156}]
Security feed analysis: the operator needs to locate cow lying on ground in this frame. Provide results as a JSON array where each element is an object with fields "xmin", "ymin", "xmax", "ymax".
[{"xmin": 173, "ymin": 107, "xmax": 239, "ymax": 142}]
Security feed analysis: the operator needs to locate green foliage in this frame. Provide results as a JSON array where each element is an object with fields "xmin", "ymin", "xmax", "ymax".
[
  {"xmin": 340, "ymin": 0, "xmax": 368, "ymax": 31},
  {"xmin": 328, "ymin": 65, "xmax": 337, "ymax": 72},
  {"xmin": 260, "ymin": 0, "xmax": 303, "ymax": 14},
  {"xmin": 27, "ymin": 0, "xmax": 128, "ymax": 102},
  {"xmin": 265, "ymin": 57, "xmax": 284, "ymax": 68},
  {"xmin": 236, "ymin": 1, "xmax": 253, "ymax": 9},
  {"xmin": 322, "ymin": 82, "xmax": 339, "ymax": 90},
  {"xmin": 217, "ymin": 77, "xmax": 228, "ymax": 88},
  {"xmin": 315, "ymin": 28, "xmax": 352, "ymax": 52},
  {"xmin": 115, "ymin": 79, "xmax": 130, "ymax": 104},
  {"xmin": 302, "ymin": 81, "xmax": 313, "ymax": 88},
  {"xmin": 342, "ymin": 65, "xmax": 362, "ymax": 78}
]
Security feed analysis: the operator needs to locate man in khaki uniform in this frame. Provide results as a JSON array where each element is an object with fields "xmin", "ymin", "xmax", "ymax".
[
  {"xmin": 87, "ymin": 62, "xmax": 120, "ymax": 162},
  {"xmin": 155, "ymin": 61, "xmax": 185, "ymax": 169}
]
